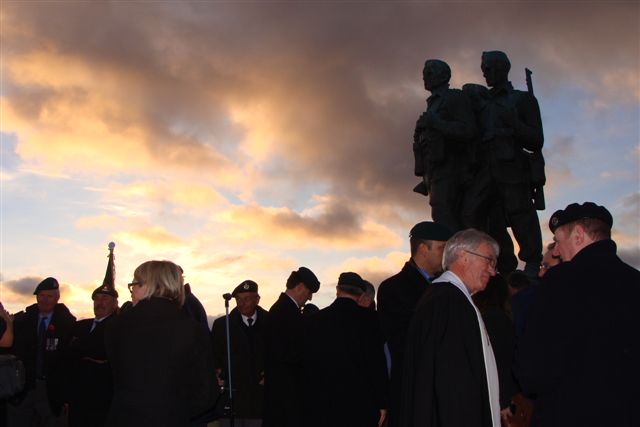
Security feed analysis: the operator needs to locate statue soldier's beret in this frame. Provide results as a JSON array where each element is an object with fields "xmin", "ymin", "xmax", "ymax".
[
  {"xmin": 337, "ymin": 272, "xmax": 366, "ymax": 292},
  {"xmin": 549, "ymin": 202, "xmax": 613, "ymax": 233},
  {"xmin": 231, "ymin": 280, "xmax": 259, "ymax": 297},
  {"xmin": 292, "ymin": 267, "xmax": 320, "ymax": 293},
  {"xmin": 33, "ymin": 277, "xmax": 59, "ymax": 295},
  {"xmin": 409, "ymin": 221, "xmax": 453, "ymax": 242},
  {"xmin": 92, "ymin": 284, "xmax": 118, "ymax": 299}
]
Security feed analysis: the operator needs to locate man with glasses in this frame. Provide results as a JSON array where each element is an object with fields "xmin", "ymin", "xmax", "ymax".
[
  {"xmin": 538, "ymin": 242, "xmax": 561, "ymax": 277},
  {"xmin": 400, "ymin": 229, "xmax": 501, "ymax": 427},
  {"xmin": 515, "ymin": 202, "xmax": 640, "ymax": 427}
]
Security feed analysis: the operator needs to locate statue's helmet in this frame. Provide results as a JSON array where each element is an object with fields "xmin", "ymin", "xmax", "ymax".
[
  {"xmin": 423, "ymin": 59, "xmax": 451, "ymax": 90},
  {"xmin": 481, "ymin": 51, "xmax": 511, "ymax": 73}
]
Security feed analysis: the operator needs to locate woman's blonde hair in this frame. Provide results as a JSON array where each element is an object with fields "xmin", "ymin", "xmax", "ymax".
[{"xmin": 133, "ymin": 260, "xmax": 185, "ymax": 306}]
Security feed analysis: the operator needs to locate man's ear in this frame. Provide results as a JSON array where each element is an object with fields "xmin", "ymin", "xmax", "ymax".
[{"xmin": 572, "ymin": 224, "xmax": 586, "ymax": 246}]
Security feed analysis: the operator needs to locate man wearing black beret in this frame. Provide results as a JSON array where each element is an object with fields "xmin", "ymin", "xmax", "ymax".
[
  {"xmin": 514, "ymin": 202, "xmax": 640, "ymax": 427},
  {"xmin": 377, "ymin": 221, "xmax": 452, "ymax": 427},
  {"xmin": 303, "ymin": 272, "xmax": 388, "ymax": 427},
  {"xmin": 263, "ymin": 267, "xmax": 320, "ymax": 427},
  {"xmin": 67, "ymin": 284, "xmax": 119, "ymax": 427},
  {"xmin": 211, "ymin": 280, "xmax": 268, "ymax": 427},
  {"xmin": 8, "ymin": 277, "xmax": 76, "ymax": 426}
]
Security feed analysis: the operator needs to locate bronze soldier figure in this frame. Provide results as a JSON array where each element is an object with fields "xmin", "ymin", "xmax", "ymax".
[
  {"xmin": 413, "ymin": 59, "xmax": 476, "ymax": 232},
  {"xmin": 463, "ymin": 51, "xmax": 544, "ymax": 277}
]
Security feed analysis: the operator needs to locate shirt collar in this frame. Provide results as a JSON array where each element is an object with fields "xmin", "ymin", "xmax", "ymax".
[
  {"xmin": 38, "ymin": 312, "xmax": 53, "ymax": 322},
  {"xmin": 285, "ymin": 292, "xmax": 300, "ymax": 309},
  {"xmin": 241, "ymin": 312, "xmax": 257, "ymax": 324}
]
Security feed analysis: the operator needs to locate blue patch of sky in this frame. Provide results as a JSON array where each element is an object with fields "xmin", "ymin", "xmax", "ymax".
[
  {"xmin": 540, "ymin": 85, "xmax": 638, "ymax": 212},
  {"xmin": 1, "ymin": 132, "xmax": 21, "ymax": 172}
]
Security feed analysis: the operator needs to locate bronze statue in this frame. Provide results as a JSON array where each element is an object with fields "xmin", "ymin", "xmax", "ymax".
[
  {"xmin": 412, "ymin": 59, "xmax": 476, "ymax": 232},
  {"xmin": 463, "ymin": 51, "xmax": 545, "ymax": 277}
]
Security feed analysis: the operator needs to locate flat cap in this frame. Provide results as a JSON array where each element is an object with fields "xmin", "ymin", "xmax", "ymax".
[
  {"xmin": 232, "ymin": 280, "xmax": 258, "ymax": 298},
  {"xmin": 549, "ymin": 202, "xmax": 613, "ymax": 233},
  {"xmin": 337, "ymin": 272, "xmax": 366, "ymax": 292},
  {"xmin": 409, "ymin": 221, "xmax": 453, "ymax": 242},
  {"xmin": 92, "ymin": 284, "xmax": 118, "ymax": 299},
  {"xmin": 292, "ymin": 266, "xmax": 320, "ymax": 293},
  {"xmin": 33, "ymin": 277, "xmax": 59, "ymax": 295}
]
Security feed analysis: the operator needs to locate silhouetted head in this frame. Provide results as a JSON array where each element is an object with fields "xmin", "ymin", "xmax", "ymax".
[
  {"xmin": 423, "ymin": 59, "xmax": 451, "ymax": 91},
  {"xmin": 481, "ymin": 51, "xmax": 511, "ymax": 87}
]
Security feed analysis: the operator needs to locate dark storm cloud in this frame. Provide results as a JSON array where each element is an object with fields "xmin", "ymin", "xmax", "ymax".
[
  {"xmin": 3, "ymin": 2, "xmax": 638, "ymax": 227},
  {"xmin": 5, "ymin": 276, "xmax": 42, "ymax": 296}
]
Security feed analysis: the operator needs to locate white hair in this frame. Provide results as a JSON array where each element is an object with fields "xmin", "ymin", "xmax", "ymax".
[{"xmin": 442, "ymin": 229, "xmax": 499, "ymax": 270}]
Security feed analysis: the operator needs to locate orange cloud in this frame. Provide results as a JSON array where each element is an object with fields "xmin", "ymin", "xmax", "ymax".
[
  {"xmin": 113, "ymin": 226, "xmax": 185, "ymax": 256},
  {"xmin": 216, "ymin": 201, "xmax": 401, "ymax": 251}
]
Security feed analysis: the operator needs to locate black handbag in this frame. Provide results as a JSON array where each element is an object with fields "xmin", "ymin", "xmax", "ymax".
[{"xmin": 0, "ymin": 355, "xmax": 25, "ymax": 400}]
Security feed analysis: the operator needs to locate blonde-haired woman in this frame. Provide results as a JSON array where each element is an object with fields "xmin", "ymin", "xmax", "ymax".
[{"xmin": 106, "ymin": 260, "xmax": 215, "ymax": 427}]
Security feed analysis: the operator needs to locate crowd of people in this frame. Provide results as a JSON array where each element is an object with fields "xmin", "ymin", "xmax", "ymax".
[{"xmin": 0, "ymin": 200, "xmax": 637, "ymax": 427}]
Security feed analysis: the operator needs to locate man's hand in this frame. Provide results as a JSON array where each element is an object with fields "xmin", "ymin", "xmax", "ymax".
[{"xmin": 215, "ymin": 368, "xmax": 225, "ymax": 387}]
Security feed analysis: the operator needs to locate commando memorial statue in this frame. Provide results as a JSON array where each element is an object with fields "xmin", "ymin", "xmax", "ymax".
[{"xmin": 412, "ymin": 51, "xmax": 546, "ymax": 278}]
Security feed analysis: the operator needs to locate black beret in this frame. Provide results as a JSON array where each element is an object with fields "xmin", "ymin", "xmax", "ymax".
[
  {"xmin": 409, "ymin": 221, "xmax": 453, "ymax": 242},
  {"xmin": 92, "ymin": 284, "xmax": 118, "ymax": 299},
  {"xmin": 337, "ymin": 272, "xmax": 366, "ymax": 291},
  {"xmin": 33, "ymin": 277, "xmax": 59, "ymax": 295},
  {"xmin": 294, "ymin": 267, "xmax": 320, "ymax": 293},
  {"xmin": 231, "ymin": 280, "xmax": 258, "ymax": 297},
  {"xmin": 549, "ymin": 202, "xmax": 613, "ymax": 233}
]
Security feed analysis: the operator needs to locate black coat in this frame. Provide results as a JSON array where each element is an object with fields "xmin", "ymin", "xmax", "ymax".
[
  {"xmin": 211, "ymin": 306, "xmax": 268, "ymax": 418},
  {"xmin": 262, "ymin": 293, "xmax": 304, "ymax": 427},
  {"xmin": 67, "ymin": 314, "xmax": 116, "ymax": 427},
  {"xmin": 10, "ymin": 303, "xmax": 76, "ymax": 416},
  {"xmin": 514, "ymin": 239, "xmax": 640, "ymax": 427},
  {"xmin": 105, "ymin": 298, "xmax": 215, "ymax": 427},
  {"xmin": 303, "ymin": 297, "xmax": 388, "ymax": 427},
  {"xmin": 377, "ymin": 259, "xmax": 430, "ymax": 426},
  {"xmin": 479, "ymin": 307, "xmax": 517, "ymax": 409},
  {"xmin": 400, "ymin": 282, "xmax": 493, "ymax": 427}
]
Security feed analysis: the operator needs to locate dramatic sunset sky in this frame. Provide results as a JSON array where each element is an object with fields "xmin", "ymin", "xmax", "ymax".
[{"xmin": 1, "ymin": 2, "xmax": 638, "ymax": 320}]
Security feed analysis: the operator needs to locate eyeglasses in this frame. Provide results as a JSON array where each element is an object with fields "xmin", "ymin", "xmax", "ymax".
[
  {"xmin": 127, "ymin": 281, "xmax": 144, "ymax": 293},
  {"xmin": 464, "ymin": 250, "xmax": 497, "ymax": 269}
]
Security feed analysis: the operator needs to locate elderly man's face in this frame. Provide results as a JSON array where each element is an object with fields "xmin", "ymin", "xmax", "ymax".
[
  {"xmin": 235, "ymin": 292, "xmax": 260, "ymax": 317},
  {"xmin": 463, "ymin": 242, "xmax": 497, "ymax": 294},
  {"xmin": 93, "ymin": 294, "xmax": 118, "ymax": 319},
  {"xmin": 37, "ymin": 289, "xmax": 60, "ymax": 314},
  {"xmin": 553, "ymin": 225, "xmax": 581, "ymax": 262}
]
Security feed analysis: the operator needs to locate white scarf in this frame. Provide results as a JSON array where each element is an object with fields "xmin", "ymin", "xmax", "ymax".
[{"xmin": 433, "ymin": 270, "xmax": 501, "ymax": 427}]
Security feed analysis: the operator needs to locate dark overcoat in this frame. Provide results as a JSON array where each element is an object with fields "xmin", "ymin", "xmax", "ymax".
[
  {"xmin": 514, "ymin": 239, "xmax": 640, "ymax": 427},
  {"xmin": 210, "ymin": 305, "xmax": 268, "ymax": 418},
  {"xmin": 400, "ymin": 282, "xmax": 493, "ymax": 427},
  {"xmin": 377, "ymin": 259, "xmax": 430, "ymax": 427},
  {"xmin": 303, "ymin": 297, "xmax": 388, "ymax": 427},
  {"xmin": 10, "ymin": 303, "xmax": 76, "ymax": 416},
  {"xmin": 105, "ymin": 297, "xmax": 215, "ymax": 427},
  {"xmin": 67, "ymin": 314, "xmax": 116, "ymax": 427},
  {"xmin": 262, "ymin": 293, "xmax": 304, "ymax": 427}
]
